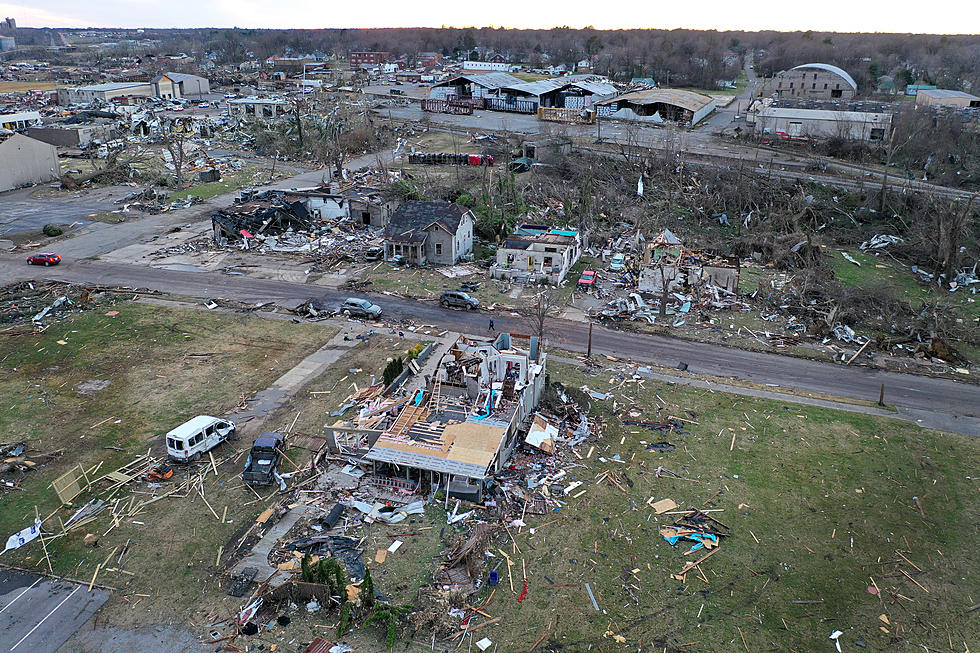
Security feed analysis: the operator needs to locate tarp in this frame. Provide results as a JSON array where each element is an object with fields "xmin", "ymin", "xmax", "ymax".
[{"xmin": 2, "ymin": 520, "xmax": 42, "ymax": 555}]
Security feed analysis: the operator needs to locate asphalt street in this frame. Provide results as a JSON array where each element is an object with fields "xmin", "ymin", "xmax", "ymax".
[
  {"xmin": 0, "ymin": 569, "xmax": 109, "ymax": 653},
  {"xmin": 3, "ymin": 257, "xmax": 976, "ymax": 436}
]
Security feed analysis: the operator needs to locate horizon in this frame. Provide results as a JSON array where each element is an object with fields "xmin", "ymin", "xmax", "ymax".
[{"xmin": 4, "ymin": 0, "xmax": 979, "ymax": 35}]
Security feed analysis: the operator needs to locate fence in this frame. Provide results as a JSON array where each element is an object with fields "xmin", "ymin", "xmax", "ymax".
[
  {"xmin": 537, "ymin": 106, "xmax": 596, "ymax": 124},
  {"xmin": 484, "ymin": 97, "xmax": 538, "ymax": 114},
  {"xmin": 421, "ymin": 99, "xmax": 474, "ymax": 115}
]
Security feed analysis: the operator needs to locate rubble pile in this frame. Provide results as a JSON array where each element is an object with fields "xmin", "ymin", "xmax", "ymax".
[
  {"xmin": 1, "ymin": 281, "xmax": 102, "ymax": 329},
  {"xmin": 210, "ymin": 176, "xmax": 394, "ymax": 263}
]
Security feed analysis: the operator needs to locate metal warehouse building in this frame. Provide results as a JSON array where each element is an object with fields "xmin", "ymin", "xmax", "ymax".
[
  {"xmin": 772, "ymin": 63, "xmax": 857, "ymax": 100},
  {"xmin": 0, "ymin": 133, "xmax": 59, "ymax": 193},
  {"xmin": 750, "ymin": 105, "xmax": 892, "ymax": 141},
  {"xmin": 594, "ymin": 89, "xmax": 716, "ymax": 126},
  {"xmin": 915, "ymin": 89, "xmax": 980, "ymax": 108}
]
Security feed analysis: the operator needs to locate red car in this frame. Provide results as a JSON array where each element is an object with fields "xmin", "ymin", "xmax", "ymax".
[{"xmin": 27, "ymin": 253, "xmax": 61, "ymax": 266}]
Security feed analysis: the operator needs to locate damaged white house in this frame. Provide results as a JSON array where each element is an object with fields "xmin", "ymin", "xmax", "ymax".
[
  {"xmin": 325, "ymin": 333, "xmax": 547, "ymax": 501},
  {"xmin": 490, "ymin": 224, "xmax": 583, "ymax": 284}
]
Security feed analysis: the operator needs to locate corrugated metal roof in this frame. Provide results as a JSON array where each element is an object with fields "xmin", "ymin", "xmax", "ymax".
[
  {"xmin": 435, "ymin": 72, "xmax": 523, "ymax": 89},
  {"xmin": 364, "ymin": 445, "xmax": 490, "ymax": 479},
  {"xmin": 790, "ymin": 63, "xmax": 858, "ymax": 90},
  {"xmin": 759, "ymin": 107, "xmax": 891, "ymax": 121},
  {"xmin": 504, "ymin": 78, "xmax": 617, "ymax": 98},
  {"xmin": 595, "ymin": 89, "xmax": 714, "ymax": 112},
  {"xmin": 77, "ymin": 82, "xmax": 151, "ymax": 92},
  {"xmin": 918, "ymin": 89, "xmax": 979, "ymax": 100}
]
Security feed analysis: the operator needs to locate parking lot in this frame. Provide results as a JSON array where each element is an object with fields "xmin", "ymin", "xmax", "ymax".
[{"xmin": 0, "ymin": 568, "xmax": 109, "ymax": 653}]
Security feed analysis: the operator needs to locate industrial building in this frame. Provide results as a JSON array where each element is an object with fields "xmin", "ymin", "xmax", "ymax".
[
  {"xmin": 915, "ymin": 89, "xmax": 980, "ymax": 108},
  {"xmin": 26, "ymin": 123, "xmax": 114, "ymax": 148},
  {"xmin": 56, "ymin": 76, "xmax": 186, "ymax": 105},
  {"xmin": 0, "ymin": 36, "xmax": 14, "ymax": 51},
  {"xmin": 594, "ymin": 89, "xmax": 715, "ymax": 126},
  {"xmin": 159, "ymin": 72, "xmax": 210, "ymax": 97},
  {"xmin": 771, "ymin": 63, "xmax": 857, "ymax": 100},
  {"xmin": 501, "ymin": 76, "xmax": 617, "ymax": 110},
  {"xmin": 0, "ymin": 134, "xmax": 59, "ymax": 193},
  {"xmin": 429, "ymin": 72, "xmax": 523, "ymax": 99},
  {"xmin": 747, "ymin": 98, "xmax": 893, "ymax": 141},
  {"xmin": 349, "ymin": 51, "xmax": 389, "ymax": 67},
  {"xmin": 227, "ymin": 97, "xmax": 291, "ymax": 120},
  {"xmin": 0, "ymin": 110, "xmax": 40, "ymax": 131}
]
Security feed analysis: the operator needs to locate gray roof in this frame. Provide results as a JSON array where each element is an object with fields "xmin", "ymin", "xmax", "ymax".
[
  {"xmin": 386, "ymin": 201, "xmax": 469, "ymax": 240},
  {"xmin": 918, "ymin": 89, "xmax": 979, "ymax": 100},
  {"xmin": 75, "ymin": 82, "xmax": 152, "ymax": 92},
  {"xmin": 434, "ymin": 72, "xmax": 523, "ymax": 90},
  {"xmin": 790, "ymin": 63, "xmax": 857, "ymax": 90},
  {"xmin": 759, "ymin": 106, "xmax": 891, "ymax": 121},
  {"xmin": 504, "ymin": 77, "xmax": 617, "ymax": 98},
  {"xmin": 364, "ymin": 445, "xmax": 489, "ymax": 479},
  {"xmin": 163, "ymin": 72, "xmax": 206, "ymax": 83}
]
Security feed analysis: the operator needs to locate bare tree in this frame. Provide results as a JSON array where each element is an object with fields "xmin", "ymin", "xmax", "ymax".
[
  {"xmin": 520, "ymin": 288, "xmax": 562, "ymax": 340},
  {"xmin": 161, "ymin": 127, "xmax": 191, "ymax": 188}
]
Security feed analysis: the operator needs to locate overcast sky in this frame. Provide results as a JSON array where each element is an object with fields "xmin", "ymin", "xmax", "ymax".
[{"xmin": 3, "ymin": 0, "xmax": 977, "ymax": 34}]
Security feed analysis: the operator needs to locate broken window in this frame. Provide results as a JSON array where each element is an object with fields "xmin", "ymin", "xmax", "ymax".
[
  {"xmin": 435, "ymin": 243, "xmax": 443, "ymax": 255},
  {"xmin": 870, "ymin": 128, "xmax": 885, "ymax": 140}
]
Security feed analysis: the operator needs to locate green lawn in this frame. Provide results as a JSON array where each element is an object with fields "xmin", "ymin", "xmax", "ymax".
[
  {"xmin": 352, "ymin": 359, "xmax": 980, "ymax": 650},
  {"xmin": 172, "ymin": 163, "xmax": 280, "ymax": 200},
  {"xmin": 831, "ymin": 248, "xmax": 979, "ymax": 322},
  {"xmin": 0, "ymin": 300, "xmax": 334, "ymax": 624}
]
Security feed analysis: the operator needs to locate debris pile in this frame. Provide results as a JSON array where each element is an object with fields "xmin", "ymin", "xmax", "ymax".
[{"xmin": 1, "ymin": 281, "xmax": 99, "ymax": 329}]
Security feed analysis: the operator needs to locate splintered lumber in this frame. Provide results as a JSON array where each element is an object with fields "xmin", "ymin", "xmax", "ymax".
[
  {"xmin": 447, "ymin": 616, "xmax": 502, "ymax": 640},
  {"xmin": 678, "ymin": 547, "xmax": 721, "ymax": 576},
  {"xmin": 88, "ymin": 564, "xmax": 102, "ymax": 591},
  {"xmin": 899, "ymin": 568, "xmax": 929, "ymax": 593}
]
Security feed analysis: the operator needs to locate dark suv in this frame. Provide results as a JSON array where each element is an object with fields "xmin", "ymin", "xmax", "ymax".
[
  {"xmin": 242, "ymin": 432, "xmax": 285, "ymax": 486},
  {"xmin": 440, "ymin": 290, "xmax": 479, "ymax": 310}
]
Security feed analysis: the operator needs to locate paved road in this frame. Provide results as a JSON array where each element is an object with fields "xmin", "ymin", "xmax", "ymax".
[
  {"xmin": 0, "ymin": 569, "xmax": 109, "ymax": 653},
  {"xmin": 699, "ymin": 53, "xmax": 761, "ymax": 133},
  {"xmin": 2, "ymin": 258, "xmax": 976, "ymax": 437}
]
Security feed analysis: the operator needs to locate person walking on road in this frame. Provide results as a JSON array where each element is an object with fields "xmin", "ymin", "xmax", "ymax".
[{"xmin": 489, "ymin": 319, "xmax": 495, "ymax": 332}]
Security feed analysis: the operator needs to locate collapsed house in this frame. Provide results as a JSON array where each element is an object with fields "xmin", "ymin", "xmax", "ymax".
[
  {"xmin": 326, "ymin": 333, "xmax": 547, "ymax": 501},
  {"xmin": 638, "ymin": 229, "xmax": 740, "ymax": 294},
  {"xmin": 490, "ymin": 224, "xmax": 583, "ymax": 285},
  {"xmin": 211, "ymin": 185, "xmax": 395, "ymax": 252}
]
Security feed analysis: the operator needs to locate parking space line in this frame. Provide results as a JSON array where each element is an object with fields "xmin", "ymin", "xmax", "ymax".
[
  {"xmin": 0, "ymin": 578, "xmax": 42, "ymax": 616},
  {"xmin": 9, "ymin": 585, "xmax": 79, "ymax": 651}
]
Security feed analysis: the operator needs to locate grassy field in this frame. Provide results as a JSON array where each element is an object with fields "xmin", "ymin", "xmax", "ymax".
[
  {"xmin": 172, "ymin": 163, "xmax": 281, "ymax": 200},
  {"xmin": 338, "ymin": 359, "xmax": 980, "ymax": 651},
  {"xmin": 0, "ymin": 81, "xmax": 62, "ymax": 92},
  {"xmin": 264, "ymin": 331, "xmax": 421, "ymax": 437},
  {"xmin": 0, "ymin": 301, "xmax": 335, "ymax": 625}
]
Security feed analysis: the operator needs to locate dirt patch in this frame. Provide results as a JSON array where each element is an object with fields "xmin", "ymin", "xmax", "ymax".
[{"xmin": 75, "ymin": 379, "xmax": 111, "ymax": 395}]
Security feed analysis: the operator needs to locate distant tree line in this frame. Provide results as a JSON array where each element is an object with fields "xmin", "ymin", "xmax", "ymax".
[{"xmin": 20, "ymin": 26, "xmax": 980, "ymax": 93}]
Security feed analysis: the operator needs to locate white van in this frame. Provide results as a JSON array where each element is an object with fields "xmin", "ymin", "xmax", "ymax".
[{"xmin": 166, "ymin": 415, "xmax": 236, "ymax": 462}]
